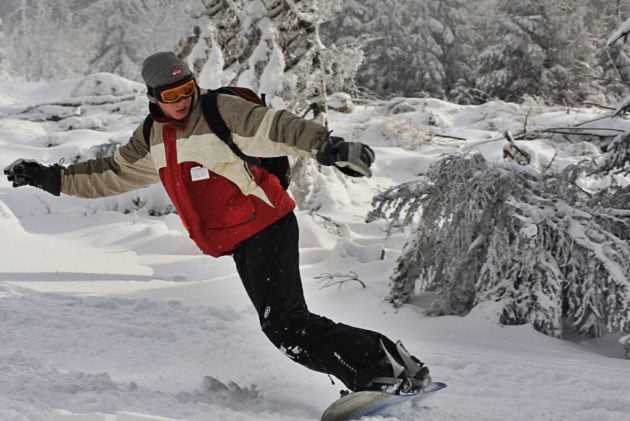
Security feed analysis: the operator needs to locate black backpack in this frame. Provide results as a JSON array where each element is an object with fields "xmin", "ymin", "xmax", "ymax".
[{"xmin": 142, "ymin": 87, "xmax": 291, "ymax": 189}]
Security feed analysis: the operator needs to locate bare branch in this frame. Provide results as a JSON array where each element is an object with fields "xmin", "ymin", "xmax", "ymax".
[{"xmin": 315, "ymin": 272, "xmax": 366, "ymax": 290}]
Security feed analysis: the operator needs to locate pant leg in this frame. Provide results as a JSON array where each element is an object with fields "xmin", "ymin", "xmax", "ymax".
[{"xmin": 233, "ymin": 212, "xmax": 399, "ymax": 390}]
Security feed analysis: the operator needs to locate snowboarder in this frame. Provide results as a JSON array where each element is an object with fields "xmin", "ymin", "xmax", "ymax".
[{"xmin": 4, "ymin": 51, "xmax": 430, "ymax": 394}]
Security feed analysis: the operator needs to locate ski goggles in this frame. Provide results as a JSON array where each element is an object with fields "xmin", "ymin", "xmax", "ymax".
[{"xmin": 156, "ymin": 79, "xmax": 197, "ymax": 103}]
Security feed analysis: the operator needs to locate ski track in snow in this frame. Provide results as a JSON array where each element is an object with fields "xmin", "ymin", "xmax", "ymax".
[
  {"xmin": 0, "ymin": 284, "xmax": 316, "ymax": 421},
  {"xmin": 2, "ymin": 277, "xmax": 629, "ymax": 421}
]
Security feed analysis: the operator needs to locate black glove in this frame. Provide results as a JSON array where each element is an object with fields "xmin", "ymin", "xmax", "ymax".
[
  {"xmin": 3, "ymin": 159, "xmax": 63, "ymax": 196},
  {"xmin": 316, "ymin": 136, "xmax": 375, "ymax": 177}
]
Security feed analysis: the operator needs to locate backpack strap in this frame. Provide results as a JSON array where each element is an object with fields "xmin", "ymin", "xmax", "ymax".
[
  {"xmin": 141, "ymin": 114, "xmax": 154, "ymax": 147},
  {"xmin": 200, "ymin": 92, "xmax": 263, "ymax": 169}
]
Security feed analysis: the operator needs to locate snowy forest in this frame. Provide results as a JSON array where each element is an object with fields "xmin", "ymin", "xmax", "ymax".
[
  {"xmin": 2, "ymin": 0, "xmax": 630, "ymax": 106},
  {"xmin": 3, "ymin": 0, "xmax": 630, "ymax": 346}
]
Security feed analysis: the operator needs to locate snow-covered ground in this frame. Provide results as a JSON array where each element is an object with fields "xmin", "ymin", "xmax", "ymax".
[{"xmin": 1, "ymin": 76, "xmax": 629, "ymax": 421}]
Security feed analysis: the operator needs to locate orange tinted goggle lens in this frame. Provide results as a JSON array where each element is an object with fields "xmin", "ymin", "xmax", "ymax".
[{"xmin": 159, "ymin": 80, "xmax": 196, "ymax": 103}]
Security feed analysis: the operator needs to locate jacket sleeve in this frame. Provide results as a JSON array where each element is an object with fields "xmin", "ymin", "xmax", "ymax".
[
  {"xmin": 216, "ymin": 94, "xmax": 330, "ymax": 158},
  {"xmin": 61, "ymin": 124, "xmax": 160, "ymax": 198}
]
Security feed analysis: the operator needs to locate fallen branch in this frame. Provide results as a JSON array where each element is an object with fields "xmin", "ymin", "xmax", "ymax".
[
  {"xmin": 315, "ymin": 271, "xmax": 366, "ymax": 290},
  {"xmin": 540, "ymin": 127, "xmax": 626, "ymax": 137},
  {"xmin": 503, "ymin": 130, "xmax": 531, "ymax": 165},
  {"xmin": 431, "ymin": 133, "xmax": 467, "ymax": 141}
]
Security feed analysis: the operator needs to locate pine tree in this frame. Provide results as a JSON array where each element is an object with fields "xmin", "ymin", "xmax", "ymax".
[
  {"xmin": 431, "ymin": 0, "xmax": 478, "ymax": 103},
  {"xmin": 87, "ymin": 0, "xmax": 146, "ymax": 80},
  {"xmin": 321, "ymin": 0, "xmax": 478, "ymax": 102},
  {"xmin": 320, "ymin": 0, "xmax": 396, "ymax": 97},
  {"xmin": 369, "ymin": 152, "xmax": 630, "ymax": 339},
  {"xmin": 476, "ymin": 0, "xmax": 595, "ymax": 105}
]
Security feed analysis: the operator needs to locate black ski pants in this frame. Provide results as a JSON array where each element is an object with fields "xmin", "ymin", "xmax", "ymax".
[{"xmin": 233, "ymin": 212, "xmax": 397, "ymax": 390}]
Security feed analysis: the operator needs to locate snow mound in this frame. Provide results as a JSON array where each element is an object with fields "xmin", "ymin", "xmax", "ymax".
[
  {"xmin": 0, "ymin": 92, "xmax": 16, "ymax": 106},
  {"xmin": 0, "ymin": 199, "xmax": 23, "ymax": 232},
  {"xmin": 71, "ymin": 73, "xmax": 145, "ymax": 98}
]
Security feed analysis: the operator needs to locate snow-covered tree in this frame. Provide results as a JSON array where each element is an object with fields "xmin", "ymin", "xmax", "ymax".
[
  {"xmin": 594, "ymin": 10, "xmax": 630, "ymax": 102},
  {"xmin": 87, "ymin": 1, "xmax": 146, "ymax": 80},
  {"xmin": 86, "ymin": 0, "xmax": 196, "ymax": 81},
  {"xmin": 369, "ymin": 152, "xmax": 630, "ymax": 339},
  {"xmin": 5, "ymin": 0, "xmax": 96, "ymax": 80},
  {"xmin": 321, "ymin": 0, "xmax": 478, "ymax": 102},
  {"xmin": 2, "ymin": 0, "xmax": 627, "ymax": 109},
  {"xmin": 3, "ymin": 0, "xmax": 194, "ymax": 82},
  {"xmin": 176, "ymin": 0, "xmax": 356, "ymax": 113},
  {"xmin": 476, "ymin": 0, "xmax": 596, "ymax": 105},
  {"xmin": 318, "ymin": 0, "xmax": 381, "ymax": 98},
  {"xmin": 434, "ymin": 0, "xmax": 487, "ymax": 102}
]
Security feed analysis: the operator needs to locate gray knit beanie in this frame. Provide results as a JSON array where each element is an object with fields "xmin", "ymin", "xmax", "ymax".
[{"xmin": 141, "ymin": 52, "xmax": 193, "ymax": 90}]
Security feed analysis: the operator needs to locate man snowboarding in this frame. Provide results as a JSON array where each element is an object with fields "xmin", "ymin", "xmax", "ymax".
[{"xmin": 4, "ymin": 51, "xmax": 430, "ymax": 394}]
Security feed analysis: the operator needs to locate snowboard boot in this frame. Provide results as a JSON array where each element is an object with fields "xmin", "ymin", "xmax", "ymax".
[{"xmin": 365, "ymin": 340, "xmax": 431, "ymax": 395}]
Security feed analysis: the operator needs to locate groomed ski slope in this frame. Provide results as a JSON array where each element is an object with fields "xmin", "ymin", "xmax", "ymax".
[{"xmin": 1, "ymin": 77, "xmax": 629, "ymax": 421}]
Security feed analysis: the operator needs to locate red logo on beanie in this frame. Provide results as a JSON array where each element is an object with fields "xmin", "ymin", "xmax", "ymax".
[{"xmin": 172, "ymin": 68, "xmax": 182, "ymax": 77}]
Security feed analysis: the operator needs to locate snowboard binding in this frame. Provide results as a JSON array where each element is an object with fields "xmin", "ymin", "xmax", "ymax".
[{"xmin": 370, "ymin": 340, "xmax": 431, "ymax": 395}]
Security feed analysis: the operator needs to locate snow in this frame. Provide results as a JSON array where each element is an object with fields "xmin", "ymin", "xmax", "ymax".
[
  {"xmin": 607, "ymin": 17, "xmax": 630, "ymax": 46},
  {"xmin": 1, "ymin": 77, "xmax": 629, "ymax": 421},
  {"xmin": 613, "ymin": 96, "xmax": 630, "ymax": 117}
]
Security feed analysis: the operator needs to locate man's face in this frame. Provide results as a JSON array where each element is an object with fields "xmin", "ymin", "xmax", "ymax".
[
  {"xmin": 155, "ymin": 79, "xmax": 196, "ymax": 120},
  {"xmin": 158, "ymin": 95, "xmax": 193, "ymax": 120}
]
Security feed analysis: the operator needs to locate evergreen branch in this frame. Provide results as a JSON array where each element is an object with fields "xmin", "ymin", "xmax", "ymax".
[{"xmin": 378, "ymin": 153, "xmax": 630, "ymax": 340}]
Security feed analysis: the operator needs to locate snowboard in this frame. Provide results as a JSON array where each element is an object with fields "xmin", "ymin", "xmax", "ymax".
[{"xmin": 321, "ymin": 381, "xmax": 447, "ymax": 421}]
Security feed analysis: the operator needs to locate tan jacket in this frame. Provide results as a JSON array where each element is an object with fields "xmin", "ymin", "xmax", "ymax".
[
  {"xmin": 59, "ymin": 91, "xmax": 331, "ymax": 256},
  {"xmin": 60, "ymin": 91, "xmax": 329, "ymax": 201}
]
